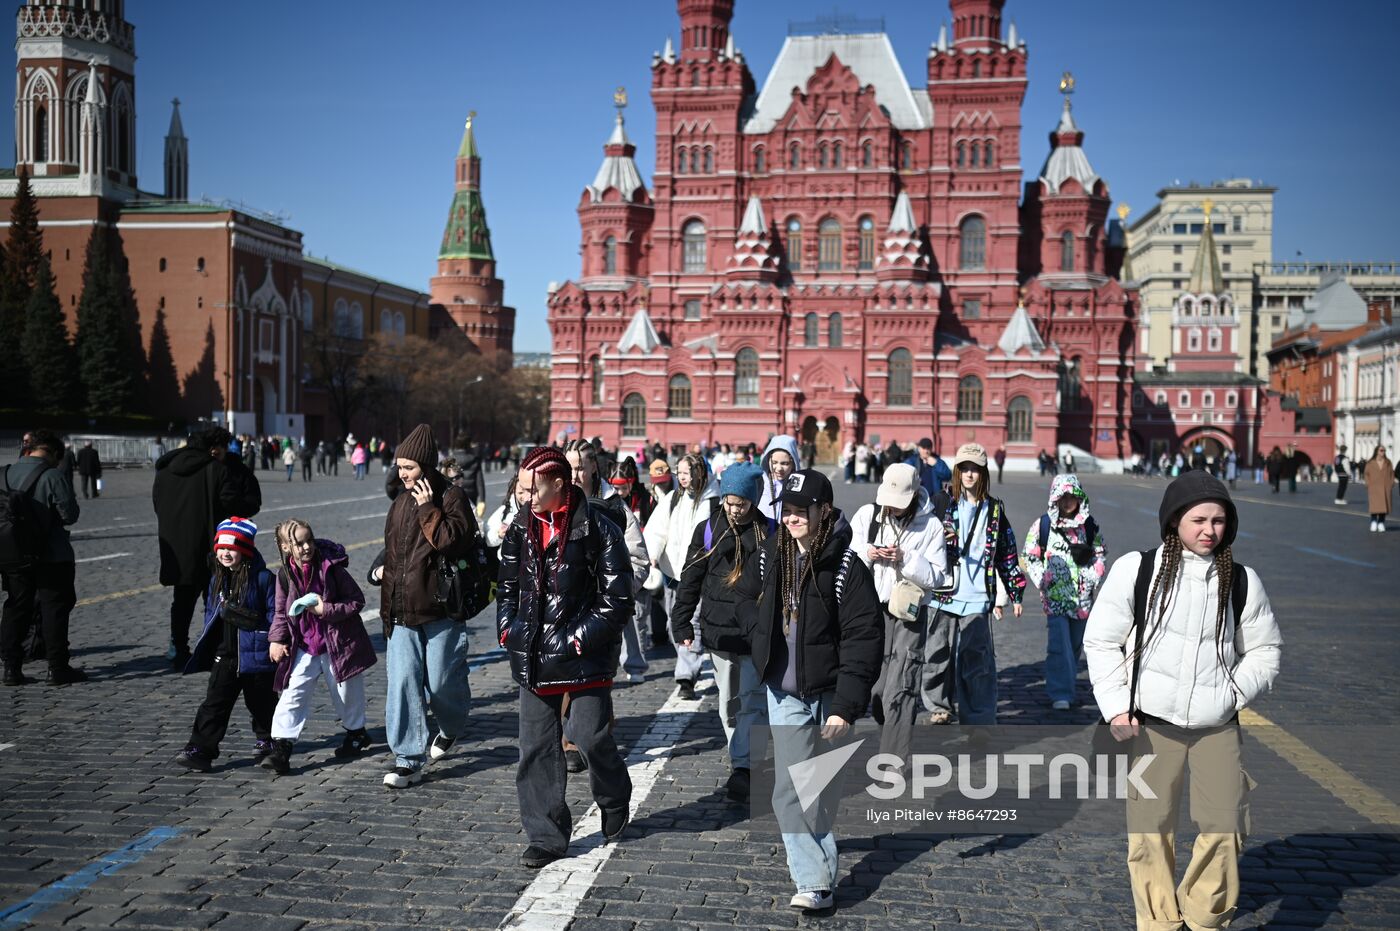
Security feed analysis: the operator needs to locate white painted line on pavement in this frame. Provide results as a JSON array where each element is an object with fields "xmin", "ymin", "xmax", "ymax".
[
  {"xmin": 499, "ymin": 673, "xmax": 715, "ymax": 930},
  {"xmin": 74, "ymin": 552, "xmax": 130, "ymax": 564},
  {"xmin": 348, "ymin": 513, "xmax": 383, "ymax": 521},
  {"xmin": 0, "ymin": 744, "xmax": 14, "ymax": 752}
]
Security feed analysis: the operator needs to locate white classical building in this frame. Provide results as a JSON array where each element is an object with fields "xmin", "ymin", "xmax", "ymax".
[{"xmin": 1334, "ymin": 322, "xmax": 1400, "ymax": 461}]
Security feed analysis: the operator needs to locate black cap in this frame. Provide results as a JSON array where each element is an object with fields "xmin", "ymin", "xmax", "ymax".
[
  {"xmin": 778, "ymin": 469, "xmax": 834, "ymax": 509},
  {"xmin": 1158, "ymin": 470, "xmax": 1238, "ymax": 548}
]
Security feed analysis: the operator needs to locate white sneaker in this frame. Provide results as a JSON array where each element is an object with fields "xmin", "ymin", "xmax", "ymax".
[
  {"xmin": 1335, "ymin": 499, "xmax": 1345, "ymax": 505},
  {"xmin": 789, "ymin": 891, "xmax": 834, "ymax": 911},
  {"xmin": 620, "ymin": 672, "xmax": 645, "ymax": 684},
  {"xmin": 428, "ymin": 733, "xmax": 456, "ymax": 764},
  {"xmin": 1380, "ymin": 523, "xmax": 1387, "ymax": 533},
  {"xmin": 1051, "ymin": 700, "xmax": 1071, "ymax": 711},
  {"xmin": 382, "ymin": 767, "xmax": 423, "ymax": 789}
]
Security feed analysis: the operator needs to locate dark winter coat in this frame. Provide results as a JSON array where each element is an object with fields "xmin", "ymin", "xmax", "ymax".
[
  {"xmin": 670, "ymin": 504, "xmax": 762, "ymax": 654},
  {"xmin": 152, "ymin": 446, "xmax": 262, "ymax": 587},
  {"xmin": 734, "ymin": 516, "xmax": 884, "ymax": 724},
  {"xmin": 496, "ymin": 494, "xmax": 633, "ymax": 692},
  {"xmin": 185, "ymin": 550, "xmax": 276, "ymax": 676},
  {"xmin": 76, "ymin": 446, "xmax": 102, "ymax": 477},
  {"xmin": 2, "ymin": 457, "xmax": 79, "ymax": 563},
  {"xmin": 449, "ymin": 446, "xmax": 488, "ymax": 506},
  {"xmin": 268, "ymin": 539, "xmax": 377, "ymax": 692},
  {"xmin": 380, "ymin": 468, "xmax": 475, "ymax": 628}
]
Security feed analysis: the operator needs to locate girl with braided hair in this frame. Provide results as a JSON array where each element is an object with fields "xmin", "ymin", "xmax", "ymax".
[
  {"xmin": 498, "ymin": 446, "xmax": 635, "ymax": 869},
  {"xmin": 734, "ymin": 469, "xmax": 883, "ymax": 913},
  {"xmin": 643, "ymin": 451, "xmax": 718, "ymax": 700},
  {"xmin": 670, "ymin": 461, "xmax": 769, "ymax": 802},
  {"xmin": 1084, "ymin": 470, "xmax": 1281, "ymax": 931}
]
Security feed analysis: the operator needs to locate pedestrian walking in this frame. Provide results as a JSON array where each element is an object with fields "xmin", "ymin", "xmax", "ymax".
[
  {"xmin": 497, "ymin": 446, "xmax": 634, "ymax": 869},
  {"xmin": 734, "ymin": 468, "xmax": 882, "ymax": 912},
  {"xmin": 379, "ymin": 441, "xmax": 394, "ymax": 475},
  {"xmin": 173, "ymin": 518, "xmax": 276, "ymax": 772},
  {"xmin": 351, "ymin": 441, "xmax": 368, "ymax": 480},
  {"xmin": 1021, "ymin": 474, "xmax": 1107, "ymax": 710},
  {"xmin": 1334, "ymin": 445, "xmax": 1352, "ymax": 506},
  {"xmin": 282, "ymin": 444, "xmax": 296, "ymax": 481},
  {"xmin": 153, "ymin": 427, "xmax": 262, "ymax": 669},
  {"xmin": 905, "ymin": 438, "xmax": 952, "ymax": 497},
  {"xmin": 486, "ymin": 475, "xmax": 527, "ymax": 549},
  {"xmin": 993, "ymin": 447, "xmax": 1006, "ymax": 484},
  {"xmin": 264, "ymin": 519, "xmax": 377, "ymax": 774},
  {"xmin": 1282, "ymin": 446, "xmax": 1299, "ymax": 493},
  {"xmin": 853, "ymin": 442, "xmax": 871, "ymax": 483},
  {"xmin": 1084, "ymin": 470, "xmax": 1281, "ymax": 931},
  {"xmin": 1224, "ymin": 449, "xmax": 1238, "ymax": 489},
  {"xmin": 643, "ymin": 452, "xmax": 717, "ymax": 700},
  {"xmin": 670, "ymin": 461, "xmax": 768, "ymax": 802},
  {"xmin": 848, "ymin": 462, "xmax": 949, "ymax": 761},
  {"xmin": 75, "ymin": 440, "xmax": 102, "ymax": 499},
  {"xmin": 1, "ymin": 430, "xmax": 86, "ymax": 686},
  {"xmin": 1265, "ymin": 446, "xmax": 1282, "ymax": 493},
  {"xmin": 372, "ymin": 424, "xmax": 474, "ymax": 789},
  {"xmin": 299, "ymin": 443, "xmax": 314, "ymax": 482},
  {"xmin": 756, "ymin": 435, "xmax": 801, "ymax": 533},
  {"xmin": 924, "ymin": 443, "xmax": 1026, "ymax": 724},
  {"xmin": 1364, "ymin": 445, "xmax": 1395, "ymax": 532},
  {"xmin": 449, "ymin": 436, "xmax": 489, "ymax": 519}
]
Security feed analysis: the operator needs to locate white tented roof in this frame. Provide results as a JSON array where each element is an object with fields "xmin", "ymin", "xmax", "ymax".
[
  {"xmin": 997, "ymin": 303, "xmax": 1046, "ymax": 355},
  {"xmin": 1038, "ymin": 104, "xmax": 1100, "ymax": 196},
  {"xmin": 1289, "ymin": 270, "xmax": 1368, "ymax": 331},
  {"xmin": 744, "ymin": 33, "xmax": 927, "ymax": 134},
  {"xmin": 617, "ymin": 306, "xmax": 663, "ymax": 354},
  {"xmin": 587, "ymin": 113, "xmax": 646, "ymax": 204}
]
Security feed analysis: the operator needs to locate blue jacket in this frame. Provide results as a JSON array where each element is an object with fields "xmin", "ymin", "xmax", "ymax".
[
  {"xmin": 904, "ymin": 453, "xmax": 952, "ymax": 499},
  {"xmin": 185, "ymin": 550, "xmax": 276, "ymax": 675}
]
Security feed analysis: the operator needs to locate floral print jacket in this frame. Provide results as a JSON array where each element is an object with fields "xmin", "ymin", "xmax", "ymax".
[{"xmin": 1021, "ymin": 474, "xmax": 1108, "ymax": 620}]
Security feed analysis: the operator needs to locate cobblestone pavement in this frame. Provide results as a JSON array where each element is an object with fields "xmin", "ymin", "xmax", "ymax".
[{"xmin": 0, "ymin": 456, "xmax": 1396, "ymax": 929}]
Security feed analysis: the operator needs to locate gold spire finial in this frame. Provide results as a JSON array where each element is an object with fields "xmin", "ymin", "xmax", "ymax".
[
  {"xmin": 614, "ymin": 86, "xmax": 628, "ymax": 111},
  {"xmin": 466, "ymin": 110, "xmax": 476, "ymax": 130},
  {"xmin": 1117, "ymin": 203, "xmax": 1131, "ymax": 221},
  {"xmin": 1059, "ymin": 71, "xmax": 1075, "ymax": 105},
  {"xmin": 1202, "ymin": 198, "xmax": 1214, "ymax": 219}
]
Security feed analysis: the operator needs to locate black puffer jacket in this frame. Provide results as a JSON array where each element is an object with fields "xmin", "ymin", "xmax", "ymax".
[
  {"xmin": 153, "ymin": 446, "xmax": 262, "ymax": 586},
  {"xmin": 734, "ymin": 515, "xmax": 883, "ymax": 724},
  {"xmin": 496, "ymin": 493, "xmax": 633, "ymax": 691},
  {"xmin": 670, "ymin": 503, "xmax": 762, "ymax": 654}
]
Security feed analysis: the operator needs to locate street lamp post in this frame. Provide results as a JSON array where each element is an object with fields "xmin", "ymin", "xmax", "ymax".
[{"xmin": 457, "ymin": 375, "xmax": 485, "ymax": 442}]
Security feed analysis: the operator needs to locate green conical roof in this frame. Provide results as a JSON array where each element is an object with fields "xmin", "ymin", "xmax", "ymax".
[{"xmin": 440, "ymin": 188, "xmax": 493, "ymax": 261}]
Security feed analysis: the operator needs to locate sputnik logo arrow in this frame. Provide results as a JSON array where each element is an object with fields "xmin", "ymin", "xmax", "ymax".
[{"xmin": 788, "ymin": 738, "xmax": 864, "ymax": 812}]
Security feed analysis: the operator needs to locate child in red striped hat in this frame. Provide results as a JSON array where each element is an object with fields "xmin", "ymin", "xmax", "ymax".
[{"xmin": 173, "ymin": 517, "xmax": 279, "ymax": 774}]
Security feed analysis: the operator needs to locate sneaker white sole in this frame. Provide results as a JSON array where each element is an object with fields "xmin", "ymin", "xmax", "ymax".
[
  {"xmin": 789, "ymin": 893, "xmax": 833, "ymax": 911},
  {"xmin": 428, "ymin": 737, "xmax": 455, "ymax": 764},
  {"xmin": 382, "ymin": 771, "xmax": 423, "ymax": 789}
]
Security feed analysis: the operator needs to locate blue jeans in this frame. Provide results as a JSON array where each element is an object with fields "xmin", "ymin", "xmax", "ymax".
[
  {"xmin": 385, "ymin": 617, "xmax": 471, "ymax": 771},
  {"xmin": 767, "ymin": 686, "xmax": 842, "ymax": 894},
  {"xmin": 712, "ymin": 650, "xmax": 765, "ymax": 769},
  {"xmin": 1044, "ymin": 614, "xmax": 1087, "ymax": 705}
]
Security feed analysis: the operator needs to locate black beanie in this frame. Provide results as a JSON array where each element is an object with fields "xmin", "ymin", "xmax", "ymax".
[{"xmin": 1158, "ymin": 470, "xmax": 1238, "ymax": 548}]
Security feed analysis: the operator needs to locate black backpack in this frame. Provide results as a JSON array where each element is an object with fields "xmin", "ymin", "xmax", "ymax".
[
  {"xmin": 0, "ymin": 464, "xmax": 52, "ymax": 571},
  {"xmin": 1038, "ymin": 513, "xmax": 1100, "ymax": 568},
  {"xmin": 434, "ymin": 489, "xmax": 497, "ymax": 621}
]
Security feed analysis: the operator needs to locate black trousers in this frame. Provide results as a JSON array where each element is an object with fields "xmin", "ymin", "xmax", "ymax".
[
  {"xmin": 1, "ymin": 561, "xmax": 76, "ymax": 667},
  {"xmin": 80, "ymin": 474, "xmax": 99, "ymax": 498},
  {"xmin": 189, "ymin": 653, "xmax": 276, "ymax": 755},
  {"xmin": 170, "ymin": 581, "xmax": 207, "ymax": 652}
]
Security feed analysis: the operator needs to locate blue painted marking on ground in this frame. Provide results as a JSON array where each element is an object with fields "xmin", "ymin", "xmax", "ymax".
[
  {"xmin": 1292, "ymin": 546, "xmax": 1376, "ymax": 569},
  {"xmin": 0, "ymin": 827, "xmax": 183, "ymax": 928}
]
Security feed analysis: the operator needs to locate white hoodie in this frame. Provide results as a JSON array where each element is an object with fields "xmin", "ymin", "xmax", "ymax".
[
  {"xmin": 847, "ymin": 489, "xmax": 949, "ymax": 604},
  {"xmin": 643, "ymin": 481, "xmax": 719, "ymax": 578},
  {"xmin": 1083, "ymin": 547, "xmax": 1281, "ymax": 728}
]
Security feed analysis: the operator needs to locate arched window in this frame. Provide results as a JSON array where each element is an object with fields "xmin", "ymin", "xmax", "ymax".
[
  {"xmin": 971, "ymin": 60, "xmax": 982, "ymax": 78},
  {"xmin": 887, "ymin": 348, "xmax": 913, "ymax": 406},
  {"xmin": 676, "ymin": 146, "xmax": 687, "ymax": 174},
  {"xmin": 590, "ymin": 356, "xmax": 604, "ymax": 405},
  {"xmin": 394, "ymin": 312, "xmax": 406, "ymax": 340},
  {"xmin": 690, "ymin": 148, "xmax": 701, "ymax": 174},
  {"xmin": 1208, "ymin": 328, "xmax": 1222, "ymax": 352},
  {"xmin": 1060, "ymin": 231, "xmax": 1075, "ymax": 272},
  {"xmin": 349, "ymin": 302, "xmax": 364, "ymax": 339},
  {"xmin": 957, "ymin": 375, "xmax": 983, "ymax": 422},
  {"xmin": 34, "ymin": 105, "xmax": 48, "ymax": 162},
  {"xmin": 603, "ymin": 236, "xmax": 617, "ymax": 275},
  {"xmin": 956, "ymin": 142, "xmax": 966, "ymax": 168},
  {"xmin": 333, "ymin": 299, "xmax": 349, "ymax": 337},
  {"xmin": 691, "ymin": 68, "xmax": 700, "ymax": 87},
  {"xmin": 301, "ymin": 289, "xmax": 313, "ymax": 330},
  {"xmin": 1007, "ymin": 395, "xmax": 1033, "ymax": 443},
  {"xmin": 703, "ymin": 146, "xmax": 714, "ymax": 173},
  {"xmin": 1187, "ymin": 328, "xmax": 1202, "ymax": 352},
  {"xmin": 753, "ymin": 146, "xmax": 765, "ymax": 173},
  {"xmin": 622, "ymin": 393, "xmax": 647, "ymax": 438},
  {"xmin": 682, "ymin": 220, "xmax": 706, "ymax": 273},
  {"xmin": 828, "ymin": 313, "xmax": 843, "ymax": 348},
  {"xmin": 380, "ymin": 308, "xmax": 393, "ymax": 333},
  {"xmin": 1202, "ymin": 391, "xmax": 1215, "ymax": 409},
  {"xmin": 668, "ymin": 374, "xmax": 692, "ymax": 418},
  {"xmin": 817, "ymin": 143, "xmax": 828, "ymax": 168},
  {"xmin": 832, "ymin": 141, "xmax": 842, "ymax": 167},
  {"xmin": 818, "ymin": 218, "xmax": 842, "ymax": 270},
  {"xmin": 802, "ymin": 313, "xmax": 818, "ymax": 347},
  {"xmin": 790, "ymin": 143, "xmax": 801, "ymax": 169},
  {"xmin": 858, "ymin": 216, "xmax": 876, "ymax": 270},
  {"xmin": 984, "ymin": 140, "xmax": 995, "ymax": 167},
  {"xmin": 862, "ymin": 140, "xmax": 873, "ymax": 167},
  {"xmin": 901, "ymin": 141, "xmax": 913, "ymax": 169},
  {"xmin": 959, "ymin": 215, "xmax": 986, "ymax": 270},
  {"xmin": 785, "ymin": 218, "xmax": 803, "ymax": 271},
  {"xmin": 734, "ymin": 348, "xmax": 759, "ymax": 406},
  {"xmin": 970, "ymin": 141, "xmax": 981, "ymax": 168},
  {"xmin": 1058, "ymin": 357, "xmax": 1081, "ymax": 411}
]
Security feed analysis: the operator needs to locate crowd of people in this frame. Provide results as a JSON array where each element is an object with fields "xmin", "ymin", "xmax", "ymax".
[{"xmin": 5, "ymin": 421, "xmax": 1399, "ymax": 925}]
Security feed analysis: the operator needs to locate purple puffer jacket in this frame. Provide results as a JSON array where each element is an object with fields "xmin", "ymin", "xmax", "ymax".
[{"xmin": 269, "ymin": 539, "xmax": 377, "ymax": 693}]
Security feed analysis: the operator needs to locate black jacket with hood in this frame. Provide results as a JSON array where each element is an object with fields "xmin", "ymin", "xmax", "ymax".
[
  {"xmin": 734, "ymin": 514, "xmax": 884, "ymax": 724},
  {"xmin": 152, "ymin": 445, "xmax": 262, "ymax": 586},
  {"xmin": 670, "ymin": 501, "xmax": 762, "ymax": 653}
]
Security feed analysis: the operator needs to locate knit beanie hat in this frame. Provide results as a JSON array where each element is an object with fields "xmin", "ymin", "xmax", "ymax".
[
  {"xmin": 396, "ymin": 424, "xmax": 438, "ymax": 471},
  {"xmin": 718, "ymin": 461, "xmax": 764, "ymax": 505},
  {"xmin": 1158, "ymin": 470, "xmax": 1238, "ymax": 548},
  {"xmin": 213, "ymin": 517, "xmax": 257, "ymax": 557}
]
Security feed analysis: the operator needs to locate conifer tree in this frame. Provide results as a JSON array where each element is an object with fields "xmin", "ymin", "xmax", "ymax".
[
  {"xmin": 0, "ymin": 169, "xmax": 45, "ymax": 406},
  {"xmin": 20, "ymin": 255, "xmax": 77, "ymax": 412},
  {"xmin": 145, "ymin": 305, "xmax": 181, "ymax": 419},
  {"xmin": 75, "ymin": 226, "xmax": 139, "ymax": 415}
]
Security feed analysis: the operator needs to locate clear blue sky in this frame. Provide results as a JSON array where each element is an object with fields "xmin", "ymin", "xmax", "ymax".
[{"xmin": 4, "ymin": 1, "xmax": 1396, "ymax": 352}]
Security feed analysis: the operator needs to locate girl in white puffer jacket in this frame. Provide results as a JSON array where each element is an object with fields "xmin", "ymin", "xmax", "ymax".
[{"xmin": 1084, "ymin": 471, "xmax": 1281, "ymax": 931}]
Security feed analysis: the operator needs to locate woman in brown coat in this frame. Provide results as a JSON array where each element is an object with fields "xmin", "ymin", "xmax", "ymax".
[{"xmin": 1364, "ymin": 445, "xmax": 1396, "ymax": 532}]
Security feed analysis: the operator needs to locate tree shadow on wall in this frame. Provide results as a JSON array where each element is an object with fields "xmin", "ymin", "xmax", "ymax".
[{"xmin": 182, "ymin": 320, "xmax": 223, "ymax": 417}]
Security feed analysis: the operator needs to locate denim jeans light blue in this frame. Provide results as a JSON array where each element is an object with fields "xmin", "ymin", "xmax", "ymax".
[
  {"xmin": 1044, "ymin": 613, "xmax": 1087, "ymax": 705},
  {"xmin": 711, "ymin": 650, "xmax": 765, "ymax": 769},
  {"xmin": 767, "ymin": 686, "xmax": 842, "ymax": 894},
  {"xmin": 385, "ymin": 616, "xmax": 471, "ymax": 771}
]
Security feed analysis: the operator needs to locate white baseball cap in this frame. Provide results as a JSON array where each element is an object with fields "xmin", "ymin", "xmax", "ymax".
[{"xmin": 876, "ymin": 463, "xmax": 919, "ymax": 509}]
